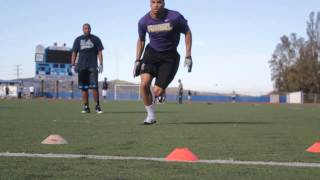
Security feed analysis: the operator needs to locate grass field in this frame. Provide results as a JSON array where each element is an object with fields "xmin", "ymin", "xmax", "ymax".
[{"xmin": 1, "ymin": 99, "xmax": 320, "ymax": 179}]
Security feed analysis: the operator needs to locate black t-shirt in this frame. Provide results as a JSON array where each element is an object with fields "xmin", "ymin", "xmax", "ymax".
[
  {"xmin": 102, "ymin": 81, "xmax": 108, "ymax": 90},
  {"xmin": 188, "ymin": 91, "xmax": 192, "ymax": 96},
  {"xmin": 72, "ymin": 34, "xmax": 104, "ymax": 69},
  {"xmin": 178, "ymin": 83, "xmax": 183, "ymax": 95}
]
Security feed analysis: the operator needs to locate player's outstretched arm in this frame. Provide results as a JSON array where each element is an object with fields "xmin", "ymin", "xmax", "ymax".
[
  {"xmin": 133, "ymin": 38, "xmax": 146, "ymax": 78},
  {"xmin": 136, "ymin": 38, "xmax": 145, "ymax": 61},
  {"xmin": 98, "ymin": 51, "xmax": 103, "ymax": 65},
  {"xmin": 71, "ymin": 52, "xmax": 77, "ymax": 66},
  {"xmin": 71, "ymin": 52, "xmax": 78, "ymax": 74},
  {"xmin": 185, "ymin": 29, "xmax": 192, "ymax": 58},
  {"xmin": 97, "ymin": 51, "xmax": 104, "ymax": 74},
  {"xmin": 184, "ymin": 29, "xmax": 193, "ymax": 72}
]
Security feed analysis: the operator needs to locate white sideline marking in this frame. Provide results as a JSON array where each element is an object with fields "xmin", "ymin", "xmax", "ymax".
[{"xmin": 1, "ymin": 152, "xmax": 320, "ymax": 168}]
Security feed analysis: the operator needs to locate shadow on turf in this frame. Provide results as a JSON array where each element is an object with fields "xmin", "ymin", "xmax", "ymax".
[
  {"xmin": 165, "ymin": 121, "xmax": 272, "ymax": 125},
  {"xmin": 107, "ymin": 111, "xmax": 177, "ymax": 114},
  {"xmin": 0, "ymin": 106, "xmax": 16, "ymax": 109}
]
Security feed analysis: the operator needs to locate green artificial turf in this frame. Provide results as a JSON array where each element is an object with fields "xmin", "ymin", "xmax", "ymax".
[{"xmin": 1, "ymin": 99, "xmax": 320, "ymax": 179}]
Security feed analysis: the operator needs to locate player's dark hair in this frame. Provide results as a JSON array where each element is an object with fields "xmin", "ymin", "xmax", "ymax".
[
  {"xmin": 151, "ymin": 0, "xmax": 165, "ymax": 3},
  {"xmin": 83, "ymin": 23, "xmax": 91, "ymax": 29}
]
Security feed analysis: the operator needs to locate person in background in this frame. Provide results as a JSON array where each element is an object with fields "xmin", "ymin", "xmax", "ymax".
[
  {"xmin": 71, "ymin": 23, "xmax": 104, "ymax": 114},
  {"xmin": 187, "ymin": 90, "xmax": 192, "ymax": 104},
  {"xmin": 18, "ymin": 83, "xmax": 23, "ymax": 99},
  {"xmin": 102, "ymin": 77, "xmax": 109, "ymax": 101},
  {"xmin": 29, "ymin": 86, "xmax": 35, "ymax": 99},
  {"xmin": 178, "ymin": 79, "xmax": 183, "ymax": 104},
  {"xmin": 5, "ymin": 86, "xmax": 9, "ymax": 98},
  {"xmin": 231, "ymin": 90, "xmax": 237, "ymax": 103}
]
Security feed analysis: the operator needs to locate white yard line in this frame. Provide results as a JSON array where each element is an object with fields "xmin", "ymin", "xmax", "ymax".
[{"xmin": 1, "ymin": 152, "xmax": 320, "ymax": 168}]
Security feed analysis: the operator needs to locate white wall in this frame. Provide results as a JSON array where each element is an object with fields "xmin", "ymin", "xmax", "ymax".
[
  {"xmin": 287, "ymin": 91, "xmax": 303, "ymax": 104},
  {"xmin": 0, "ymin": 86, "xmax": 18, "ymax": 97}
]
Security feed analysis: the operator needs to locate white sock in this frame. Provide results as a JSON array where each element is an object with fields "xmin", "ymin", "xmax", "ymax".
[{"xmin": 145, "ymin": 104, "xmax": 155, "ymax": 118}]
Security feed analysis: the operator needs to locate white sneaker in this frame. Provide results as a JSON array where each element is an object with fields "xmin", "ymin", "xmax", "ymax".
[
  {"xmin": 82, "ymin": 105, "xmax": 90, "ymax": 114},
  {"xmin": 143, "ymin": 116, "xmax": 157, "ymax": 125},
  {"xmin": 95, "ymin": 105, "xmax": 103, "ymax": 114}
]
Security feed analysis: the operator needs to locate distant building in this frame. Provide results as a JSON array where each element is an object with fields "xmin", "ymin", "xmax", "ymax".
[
  {"xmin": 35, "ymin": 43, "xmax": 76, "ymax": 81},
  {"xmin": 0, "ymin": 80, "xmax": 22, "ymax": 98}
]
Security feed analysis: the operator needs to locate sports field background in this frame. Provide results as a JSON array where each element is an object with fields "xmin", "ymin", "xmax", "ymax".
[{"xmin": 1, "ymin": 99, "xmax": 320, "ymax": 179}]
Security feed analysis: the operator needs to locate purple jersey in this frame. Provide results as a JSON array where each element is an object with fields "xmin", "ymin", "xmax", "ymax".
[{"xmin": 138, "ymin": 9, "xmax": 189, "ymax": 52}]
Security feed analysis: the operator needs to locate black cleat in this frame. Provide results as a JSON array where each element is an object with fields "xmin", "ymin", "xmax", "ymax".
[
  {"xmin": 143, "ymin": 121, "xmax": 157, "ymax": 125},
  {"xmin": 143, "ymin": 117, "xmax": 157, "ymax": 125},
  {"xmin": 82, "ymin": 105, "xmax": 90, "ymax": 114},
  {"xmin": 95, "ymin": 105, "xmax": 103, "ymax": 114}
]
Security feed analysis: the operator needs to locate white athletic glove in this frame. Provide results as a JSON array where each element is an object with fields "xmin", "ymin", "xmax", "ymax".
[
  {"xmin": 133, "ymin": 60, "xmax": 141, "ymax": 78},
  {"xmin": 184, "ymin": 56, "xmax": 193, "ymax": 73},
  {"xmin": 98, "ymin": 64, "xmax": 103, "ymax": 74},
  {"xmin": 71, "ymin": 65, "xmax": 78, "ymax": 74}
]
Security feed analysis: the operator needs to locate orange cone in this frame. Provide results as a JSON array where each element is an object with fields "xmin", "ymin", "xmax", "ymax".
[
  {"xmin": 306, "ymin": 142, "xmax": 320, "ymax": 153},
  {"xmin": 165, "ymin": 148, "xmax": 199, "ymax": 162},
  {"xmin": 41, "ymin": 135, "xmax": 68, "ymax": 145}
]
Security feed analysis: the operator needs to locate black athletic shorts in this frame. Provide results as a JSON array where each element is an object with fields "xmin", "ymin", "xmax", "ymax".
[
  {"xmin": 78, "ymin": 68, "xmax": 98, "ymax": 90},
  {"xmin": 140, "ymin": 45, "xmax": 180, "ymax": 89}
]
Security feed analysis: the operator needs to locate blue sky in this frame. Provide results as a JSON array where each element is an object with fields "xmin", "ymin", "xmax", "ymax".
[{"xmin": 0, "ymin": 0, "xmax": 319, "ymax": 92}]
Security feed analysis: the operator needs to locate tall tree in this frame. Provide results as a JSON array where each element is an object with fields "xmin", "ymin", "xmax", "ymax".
[
  {"xmin": 269, "ymin": 34, "xmax": 301, "ymax": 92},
  {"xmin": 269, "ymin": 12, "xmax": 320, "ymax": 99},
  {"xmin": 305, "ymin": 12, "xmax": 320, "ymax": 94}
]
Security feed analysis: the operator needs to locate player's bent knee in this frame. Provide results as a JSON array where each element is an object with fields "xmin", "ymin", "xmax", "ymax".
[
  {"xmin": 140, "ymin": 82, "xmax": 151, "ymax": 90},
  {"xmin": 153, "ymin": 87, "xmax": 164, "ymax": 97},
  {"xmin": 154, "ymin": 90, "xmax": 162, "ymax": 97}
]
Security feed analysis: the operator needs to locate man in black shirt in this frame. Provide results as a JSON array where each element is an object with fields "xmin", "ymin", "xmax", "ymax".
[
  {"xmin": 5, "ymin": 86, "xmax": 9, "ymax": 97},
  {"xmin": 71, "ymin": 23, "xmax": 104, "ymax": 114},
  {"xmin": 102, "ymin": 77, "xmax": 108, "ymax": 101},
  {"xmin": 178, "ymin": 79, "xmax": 183, "ymax": 104}
]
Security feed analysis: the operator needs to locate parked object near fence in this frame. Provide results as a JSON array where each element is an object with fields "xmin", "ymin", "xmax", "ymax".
[
  {"xmin": 287, "ymin": 91, "xmax": 303, "ymax": 104},
  {"xmin": 0, "ymin": 80, "xmax": 21, "ymax": 98},
  {"xmin": 270, "ymin": 94, "xmax": 280, "ymax": 104}
]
